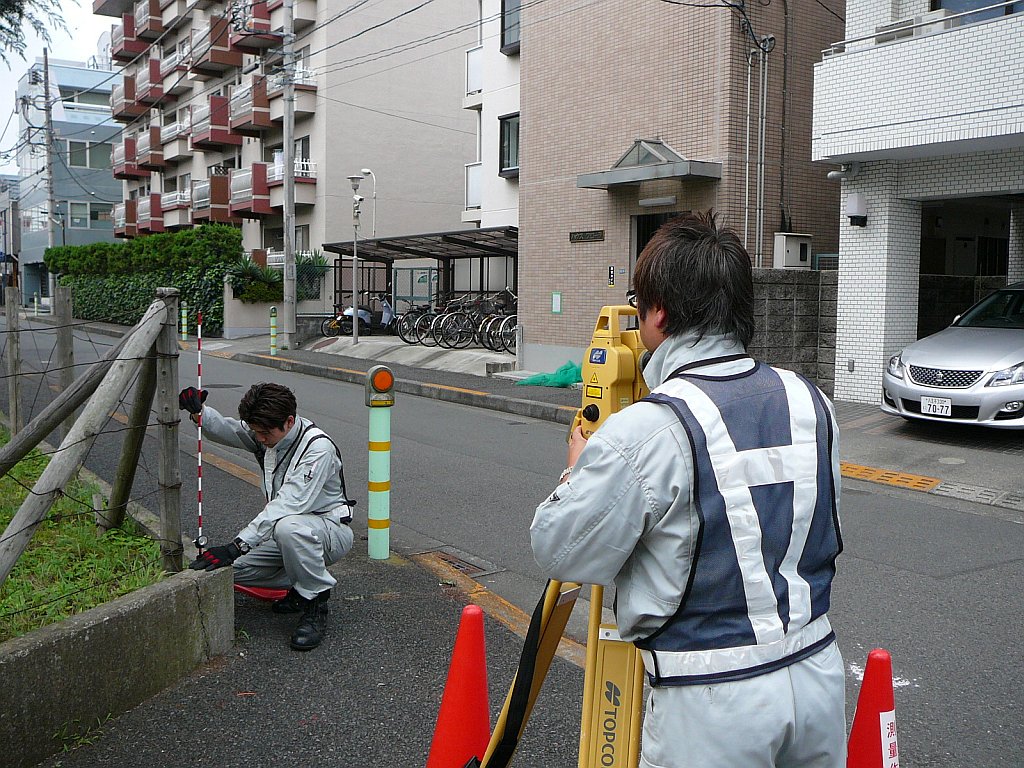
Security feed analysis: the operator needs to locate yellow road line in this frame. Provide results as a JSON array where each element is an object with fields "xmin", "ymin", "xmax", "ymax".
[
  {"xmin": 412, "ymin": 551, "xmax": 587, "ymax": 669},
  {"xmin": 840, "ymin": 461, "xmax": 941, "ymax": 492}
]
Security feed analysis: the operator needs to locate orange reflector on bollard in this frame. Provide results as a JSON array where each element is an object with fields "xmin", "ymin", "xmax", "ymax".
[{"xmin": 372, "ymin": 368, "xmax": 394, "ymax": 392}]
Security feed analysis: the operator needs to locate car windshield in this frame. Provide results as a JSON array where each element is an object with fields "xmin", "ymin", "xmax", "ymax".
[{"xmin": 956, "ymin": 290, "xmax": 1024, "ymax": 329}]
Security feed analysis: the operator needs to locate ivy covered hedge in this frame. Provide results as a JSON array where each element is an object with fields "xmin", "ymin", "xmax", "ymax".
[{"xmin": 44, "ymin": 225, "xmax": 242, "ymax": 336}]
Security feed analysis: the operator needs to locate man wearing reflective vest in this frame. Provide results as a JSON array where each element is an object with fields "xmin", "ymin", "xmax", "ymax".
[
  {"xmin": 531, "ymin": 211, "xmax": 845, "ymax": 767},
  {"xmin": 180, "ymin": 382, "xmax": 355, "ymax": 651}
]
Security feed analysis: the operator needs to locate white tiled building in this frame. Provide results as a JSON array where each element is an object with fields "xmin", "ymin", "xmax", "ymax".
[{"xmin": 813, "ymin": 0, "xmax": 1024, "ymax": 403}]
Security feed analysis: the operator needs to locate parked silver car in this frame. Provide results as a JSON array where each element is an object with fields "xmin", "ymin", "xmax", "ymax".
[{"xmin": 881, "ymin": 281, "xmax": 1024, "ymax": 429}]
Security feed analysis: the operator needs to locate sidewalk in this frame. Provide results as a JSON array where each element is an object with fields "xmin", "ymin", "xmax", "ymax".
[{"xmin": 17, "ymin": 317, "xmax": 1024, "ymax": 766}]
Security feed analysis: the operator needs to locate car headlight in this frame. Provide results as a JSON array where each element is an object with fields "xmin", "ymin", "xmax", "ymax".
[
  {"xmin": 887, "ymin": 353, "xmax": 904, "ymax": 380},
  {"xmin": 986, "ymin": 361, "xmax": 1024, "ymax": 387}
]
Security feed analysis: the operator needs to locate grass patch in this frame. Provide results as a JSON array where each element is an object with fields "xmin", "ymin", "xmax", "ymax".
[{"xmin": 0, "ymin": 429, "xmax": 166, "ymax": 643}]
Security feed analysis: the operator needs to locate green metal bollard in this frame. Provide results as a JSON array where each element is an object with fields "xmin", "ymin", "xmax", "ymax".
[
  {"xmin": 33, "ymin": 292, "xmax": 39, "ymax": 316},
  {"xmin": 180, "ymin": 301, "xmax": 188, "ymax": 341},
  {"xmin": 365, "ymin": 365, "xmax": 395, "ymax": 560},
  {"xmin": 269, "ymin": 305, "xmax": 278, "ymax": 356}
]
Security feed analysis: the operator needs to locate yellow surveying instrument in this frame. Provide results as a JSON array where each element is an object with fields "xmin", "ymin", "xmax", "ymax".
[{"xmin": 472, "ymin": 305, "xmax": 650, "ymax": 768}]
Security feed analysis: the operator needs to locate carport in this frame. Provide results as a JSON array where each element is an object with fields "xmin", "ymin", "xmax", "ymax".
[{"xmin": 323, "ymin": 225, "xmax": 518, "ymax": 310}]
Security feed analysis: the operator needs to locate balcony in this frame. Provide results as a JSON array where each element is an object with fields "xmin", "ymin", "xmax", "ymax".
[
  {"xmin": 160, "ymin": 45, "xmax": 191, "ymax": 96},
  {"xmin": 134, "ymin": 0, "xmax": 162, "ymax": 39},
  {"xmin": 136, "ymin": 125, "xmax": 164, "ymax": 169},
  {"xmin": 136, "ymin": 58, "xmax": 164, "ymax": 104},
  {"xmin": 189, "ymin": 17, "xmax": 243, "ymax": 76},
  {"xmin": 230, "ymin": 0, "xmax": 283, "ymax": 52},
  {"xmin": 464, "ymin": 45, "xmax": 483, "ymax": 109},
  {"xmin": 160, "ymin": 116, "xmax": 191, "ymax": 162},
  {"xmin": 229, "ymin": 164, "xmax": 273, "ymax": 218},
  {"xmin": 113, "ymin": 199, "xmax": 137, "ymax": 238},
  {"xmin": 112, "ymin": 137, "xmax": 150, "ymax": 179},
  {"xmin": 161, "ymin": 189, "xmax": 192, "ymax": 229},
  {"xmin": 94, "ymin": 0, "xmax": 133, "ymax": 17},
  {"xmin": 192, "ymin": 175, "xmax": 239, "ymax": 224},
  {"xmin": 267, "ymin": 158, "xmax": 317, "ymax": 208},
  {"xmin": 137, "ymin": 193, "xmax": 164, "ymax": 233},
  {"xmin": 813, "ymin": 4, "xmax": 1024, "ymax": 162},
  {"xmin": 268, "ymin": 67, "xmax": 317, "ymax": 121},
  {"xmin": 160, "ymin": 0, "xmax": 189, "ymax": 28},
  {"xmin": 111, "ymin": 76, "xmax": 149, "ymax": 122},
  {"xmin": 190, "ymin": 96, "xmax": 243, "ymax": 150},
  {"xmin": 229, "ymin": 77, "xmax": 271, "ymax": 135},
  {"xmin": 111, "ymin": 16, "xmax": 147, "ymax": 62},
  {"xmin": 269, "ymin": 0, "xmax": 315, "ymax": 31}
]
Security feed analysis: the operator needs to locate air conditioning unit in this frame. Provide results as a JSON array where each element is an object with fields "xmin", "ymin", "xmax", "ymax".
[
  {"xmin": 875, "ymin": 8, "xmax": 955, "ymax": 44},
  {"xmin": 773, "ymin": 233, "xmax": 813, "ymax": 270}
]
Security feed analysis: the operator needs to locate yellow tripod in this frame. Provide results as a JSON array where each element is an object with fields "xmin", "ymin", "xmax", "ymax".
[{"xmin": 472, "ymin": 305, "xmax": 650, "ymax": 768}]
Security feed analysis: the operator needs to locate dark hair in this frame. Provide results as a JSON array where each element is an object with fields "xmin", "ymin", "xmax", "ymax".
[
  {"xmin": 238, "ymin": 383, "xmax": 297, "ymax": 430},
  {"xmin": 633, "ymin": 210, "xmax": 754, "ymax": 347}
]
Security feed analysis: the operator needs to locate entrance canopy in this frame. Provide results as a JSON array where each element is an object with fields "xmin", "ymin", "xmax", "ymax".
[
  {"xmin": 577, "ymin": 139, "xmax": 721, "ymax": 190},
  {"xmin": 323, "ymin": 225, "xmax": 518, "ymax": 263}
]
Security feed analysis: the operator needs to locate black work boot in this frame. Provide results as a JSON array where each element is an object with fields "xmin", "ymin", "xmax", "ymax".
[
  {"xmin": 271, "ymin": 587, "xmax": 305, "ymax": 614},
  {"xmin": 290, "ymin": 590, "xmax": 330, "ymax": 651}
]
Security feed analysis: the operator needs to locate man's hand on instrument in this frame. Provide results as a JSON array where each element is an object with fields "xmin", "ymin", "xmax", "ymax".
[
  {"xmin": 178, "ymin": 387, "xmax": 208, "ymax": 414},
  {"xmin": 189, "ymin": 541, "xmax": 243, "ymax": 571},
  {"xmin": 567, "ymin": 426, "xmax": 588, "ymax": 467}
]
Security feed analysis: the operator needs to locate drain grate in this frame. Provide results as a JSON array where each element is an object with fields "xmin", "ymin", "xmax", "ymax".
[
  {"xmin": 432, "ymin": 547, "xmax": 503, "ymax": 578},
  {"xmin": 930, "ymin": 482, "xmax": 1003, "ymax": 504},
  {"xmin": 993, "ymin": 492, "xmax": 1024, "ymax": 513},
  {"xmin": 840, "ymin": 462, "xmax": 941, "ymax": 491}
]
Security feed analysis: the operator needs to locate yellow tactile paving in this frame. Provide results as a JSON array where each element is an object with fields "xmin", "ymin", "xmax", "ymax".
[{"xmin": 840, "ymin": 461, "xmax": 941, "ymax": 492}]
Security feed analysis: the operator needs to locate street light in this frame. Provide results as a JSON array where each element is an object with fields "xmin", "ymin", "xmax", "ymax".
[
  {"xmin": 347, "ymin": 173, "xmax": 365, "ymax": 345},
  {"xmin": 360, "ymin": 168, "xmax": 377, "ymax": 239}
]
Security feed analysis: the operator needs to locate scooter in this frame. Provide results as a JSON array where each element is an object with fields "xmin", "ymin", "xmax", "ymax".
[{"xmin": 321, "ymin": 294, "xmax": 396, "ymax": 337}]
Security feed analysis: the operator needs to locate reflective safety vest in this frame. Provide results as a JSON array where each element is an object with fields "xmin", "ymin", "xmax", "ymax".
[{"xmin": 636, "ymin": 359, "xmax": 842, "ymax": 686}]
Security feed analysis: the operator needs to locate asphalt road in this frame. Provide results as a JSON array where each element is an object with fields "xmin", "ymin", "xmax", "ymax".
[{"xmin": 4, "ymin": 319, "xmax": 1023, "ymax": 767}]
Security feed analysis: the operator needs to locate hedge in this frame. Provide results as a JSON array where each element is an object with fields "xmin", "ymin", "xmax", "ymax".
[{"xmin": 44, "ymin": 225, "xmax": 242, "ymax": 336}]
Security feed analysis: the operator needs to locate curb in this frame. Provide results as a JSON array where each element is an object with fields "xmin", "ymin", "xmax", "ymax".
[{"xmin": 232, "ymin": 351, "xmax": 577, "ymax": 425}]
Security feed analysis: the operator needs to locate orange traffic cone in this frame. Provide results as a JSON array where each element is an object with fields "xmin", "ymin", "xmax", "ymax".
[
  {"xmin": 848, "ymin": 648, "xmax": 899, "ymax": 768},
  {"xmin": 426, "ymin": 604, "xmax": 491, "ymax": 768}
]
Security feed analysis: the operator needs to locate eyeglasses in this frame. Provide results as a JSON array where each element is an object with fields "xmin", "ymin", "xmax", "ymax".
[{"xmin": 626, "ymin": 290, "xmax": 638, "ymax": 308}]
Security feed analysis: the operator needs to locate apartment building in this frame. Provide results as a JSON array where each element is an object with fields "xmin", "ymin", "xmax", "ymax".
[
  {"xmin": 516, "ymin": 0, "xmax": 845, "ymax": 373},
  {"xmin": 95, "ymin": 0, "xmax": 475, "ymax": 316},
  {"xmin": 15, "ymin": 59, "xmax": 121, "ymax": 304},
  {"xmin": 0, "ymin": 175, "xmax": 20, "ymax": 287},
  {"xmin": 813, "ymin": 0, "xmax": 1024, "ymax": 404}
]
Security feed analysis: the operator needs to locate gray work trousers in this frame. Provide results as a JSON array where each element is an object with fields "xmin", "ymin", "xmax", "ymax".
[
  {"xmin": 639, "ymin": 641, "xmax": 846, "ymax": 768},
  {"xmin": 232, "ymin": 512, "xmax": 354, "ymax": 599}
]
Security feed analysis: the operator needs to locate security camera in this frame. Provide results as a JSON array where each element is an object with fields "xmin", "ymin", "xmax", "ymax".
[{"xmin": 353, "ymin": 195, "xmax": 365, "ymax": 203}]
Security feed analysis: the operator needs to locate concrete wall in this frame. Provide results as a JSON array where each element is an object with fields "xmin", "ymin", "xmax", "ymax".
[{"xmin": 0, "ymin": 568, "xmax": 233, "ymax": 768}]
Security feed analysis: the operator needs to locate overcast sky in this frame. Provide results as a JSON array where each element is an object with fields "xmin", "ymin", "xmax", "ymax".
[{"xmin": 1, "ymin": 3, "xmax": 113, "ymax": 174}]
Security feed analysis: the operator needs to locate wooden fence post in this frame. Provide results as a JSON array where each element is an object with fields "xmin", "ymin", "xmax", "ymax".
[
  {"xmin": 55, "ymin": 285, "xmax": 74, "ymax": 441},
  {"xmin": 4, "ymin": 287, "xmax": 21, "ymax": 435},
  {"xmin": 0, "ymin": 298, "xmax": 167, "ymax": 588},
  {"xmin": 106, "ymin": 352, "xmax": 157, "ymax": 532},
  {"xmin": 154, "ymin": 288, "xmax": 183, "ymax": 572}
]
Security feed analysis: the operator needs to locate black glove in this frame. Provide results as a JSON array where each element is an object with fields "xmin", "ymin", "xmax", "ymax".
[
  {"xmin": 178, "ymin": 387, "xmax": 208, "ymax": 414},
  {"xmin": 189, "ymin": 541, "xmax": 243, "ymax": 571}
]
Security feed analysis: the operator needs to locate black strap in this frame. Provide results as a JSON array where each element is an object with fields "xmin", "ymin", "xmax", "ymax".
[
  {"xmin": 484, "ymin": 581, "xmax": 551, "ymax": 768},
  {"xmin": 665, "ymin": 353, "xmax": 751, "ymax": 380}
]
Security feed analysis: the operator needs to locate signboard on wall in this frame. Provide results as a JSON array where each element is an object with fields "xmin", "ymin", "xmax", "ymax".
[{"xmin": 569, "ymin": 230, "xmax": 605, "ymax": 243}]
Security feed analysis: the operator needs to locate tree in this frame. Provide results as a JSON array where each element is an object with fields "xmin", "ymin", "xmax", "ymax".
[{"xmin": 0, "ymin": 0, "xmax": 66, "ymax": 66}]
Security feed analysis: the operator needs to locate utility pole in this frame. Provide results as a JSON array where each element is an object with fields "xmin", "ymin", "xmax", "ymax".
[
  {"xmin": 280, "ymin": 0, "xmax": 297, "ymax": 350},
  {"xmin": 43, "ymin": 50, "xmax": 57, "ymax": 310}
]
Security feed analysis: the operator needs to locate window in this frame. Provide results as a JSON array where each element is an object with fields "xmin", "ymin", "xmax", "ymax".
[
  {"xmin": 89, "ymin": 143, "xmax": 112, "ymax": 169},
  {"xmin": 70, "ymin": 202, "xmax": 90, "ymax": 228},
  {"xmin": 499, "ymin": 113, "xmax": 520, "ymax": 177},
  {"xmin": 501, "ymin": 0, "xmax": 521, "ymax": 54},
  {"xmin": 68, "ymin": 141, "xmax": 112, "ymax": 169},
  {"xmin": 932, "ymin": 0, "xmax": 1018, "ymax": 21},
  {"xmin": 91, "ymin": 203, "xmax": 113, "ymax": 229},
  {"xmin": 69, "ymin": 141, "xmax": 89, "ymax": 168}
]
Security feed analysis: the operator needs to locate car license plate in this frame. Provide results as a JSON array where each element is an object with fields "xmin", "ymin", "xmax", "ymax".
[{"xmin": 921, "ymin": 396, "xmax": 952, "ymax": 417}]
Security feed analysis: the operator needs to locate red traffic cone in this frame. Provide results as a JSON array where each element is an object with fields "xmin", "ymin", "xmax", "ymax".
[
  {"xmin": 426, "ymin": 604, "xmax": 491, "ymax": 768},
  {"xmin": 848, "ymin": 648, "xmax": 899, "ymax": 768}
]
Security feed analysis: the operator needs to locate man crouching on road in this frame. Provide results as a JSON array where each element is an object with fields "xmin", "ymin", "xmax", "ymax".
[
  {"xmin": 531, "ymin": 210, "xmax": 845, "ymax": 767},
  {"xmin": 179, "ymin": 382, "xmax": 355, "ymax": 651}
]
